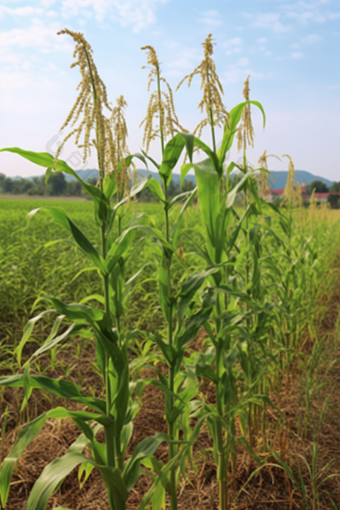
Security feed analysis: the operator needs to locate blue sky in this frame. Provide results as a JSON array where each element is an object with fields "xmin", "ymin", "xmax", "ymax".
[{"xmin": 0, "ymin": 0, "xmax": 339, "ymax": 182}]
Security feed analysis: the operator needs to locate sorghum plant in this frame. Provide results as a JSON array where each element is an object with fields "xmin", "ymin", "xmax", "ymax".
[{"xmin": 0, "ymin": 30, "xmax": 166, "ymax": 510}]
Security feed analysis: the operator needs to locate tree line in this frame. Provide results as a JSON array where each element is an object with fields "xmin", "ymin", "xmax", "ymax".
[{"xmin": 0, "ymin": 172, "xmax": 195, "ymax": 200}]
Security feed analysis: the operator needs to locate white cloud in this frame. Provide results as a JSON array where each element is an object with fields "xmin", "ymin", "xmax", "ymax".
[
  {"xmin": 282, "ymin": 1, "xmax": 340, "ymax": 25},
  {"xmin": 224, "ymin": 68, "xmax": 267, "ymax": 84},
  {"xmin": 302, "ymin": 33, "xmax": 322, "ymax": 43},
  {"xmin": 0, "ymin": 71, "xmax": 33, "ymax": 90},
  {"xmin": 256, "ymin": 37, "xmax": 268, "ymax": 44},
  {"xmin": 291, "ymin": 51, "xmax": 304, "ymax": 58},
  {"xmin": 223, "ymin": 56, "xmax": 268, "ymax": 85},
  {"xmin": 0, "ymin": 20, "xmax": 71, "ymax": 51},
  {"xmin": 41, "ymin": 0, "xmax": 57, "ymax": 6},
  {"xmin": 252, "ymin": 13, "xmax": 292, "ymax": 33},
  {"xmin": 0, "ymin": 6, "xmax": 44, "ymax": 17},
  {"xmin": 237, "ymin": 57, "xmax": 250, "ymax": 67},
  {"xmin": 198, "ymin": 10, "xmax": 223, "ymax": 26},
  {"xmin": 223, "ymin": 37, "xmax": 243, "ymax": 55},
  {"xmin": 167, "ymin": 47, "xmax": 201, "ymax": 76},
  {"xmin": 60, "ymin": 0, "xmax": 168, "ymax": 31}
]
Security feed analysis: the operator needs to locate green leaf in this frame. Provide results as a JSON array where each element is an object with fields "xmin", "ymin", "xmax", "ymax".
[
  {"xmin": 15, "ymin": 309, "xmax": 55, "ymax": 366},
  {"xmin": 26, "ymin": 452, "xmax": 128, "ymax": 510},
  {"xmin": 141, "ymin": 150, "xmax": 160, "ymax": 170},
  {"xmin": 226, "ymin": 170, "xmax": 254, "ymax": 209},
  {"xmin": 28, "ymin": 207, "xmax": 106, "ymax": 273},
  {"xmin": 0, "ymin": 374, "xmax": 106, "ymax": 414},
  {"xmin": 103, "ymin": 172, "xmax": 117, "ymax": 200},
  {"xmin": 42, "ymin": 295, "xmax": 104, "ymax": 323},
  {"xmin": 180, "ymin": 163, "xmax": 193, "ymax": 189},
  {"xmin": 28, "ymin": 323, "xmax": 83, "ymax": 364},
  {"xmin": 0, "ymin": 147, "xmax": 107, "ymax": 210},
  {"xmin": 125, "ymin": 152, "xmax": 149, "ymax": 169},
  {"xmin": 123, "ymin": 433, "xmax": 169, "ymax": 491},
  {"xmin": 45, "ymin": 167, "xmax": 52, "ymax": 184},
  {"xmin": 0, "ymin": 414, "xmax": 47, "ymax": 508},
  {"xmin": 168, "ymin": 189, "xmax": 196, "ymax": 209},
  {"xmin": 171, "ymin": 189, "xmax": 197, "ymax": 247},
  {"xmin": 46, "ymin": 406, "xmax": 111, "ymax": 426},
  {"xmin": 136, "ymin": 226, "xmax": 174, "ymax": 258},
  {"xmin": 113, "ymin": 177, "xmax": 151, "ymax": 210},
  {"xmin": 158, "ymin": 255, "xmax": 171, "ymax": 323},
  {"xmin": 152, "ymin": 334, "xmax": 176, "ymax": 365},
  {"xmin": 193, "ymin": 136, "xmax": 221, "ymax": 176},
  {"xmin": 159, "ymin": 133, "xmax": 186, "ymax": 186},
  {"xmin": 105, "ymin": 227, "xmax": 136, "ymax": 274},
  {"xmin": 217, "ymin": 100, "xmax": 266, "ymax": 165},
  {"xmin": 147, "ymin": 178, "xmax": 166, "ymax": 203},
  {"xmin": 193, "ymin": 158, "xmax": 220, "ymax": 260},
  {"xmin": 196, "ymin": 363, "xmax": 219, "ymax": 384}
]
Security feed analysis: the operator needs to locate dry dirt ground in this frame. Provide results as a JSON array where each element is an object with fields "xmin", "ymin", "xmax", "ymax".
[{"xmin": 1, "ymin": 268, "xmax": 340, "ymax": 509}]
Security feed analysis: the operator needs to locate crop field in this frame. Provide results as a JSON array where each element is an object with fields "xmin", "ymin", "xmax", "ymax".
[
  {"xmin": 1, "ymin": 196, "xmax": 340, "ymax": 510},
  {"xmin": 1, "ymin": 30, "xmax": 340, "ymax": 510}
]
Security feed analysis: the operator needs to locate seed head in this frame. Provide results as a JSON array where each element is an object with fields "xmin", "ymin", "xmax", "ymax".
[
  {"xmin": 106, "ymin": 95, "xmax": 133, "ymax": 197},
  {"xmin": 238, "ymin": 76, "xmax": 255, "ymax": 152},
  {"xmin": 176, "ymin": 34, "xmax": 229, "ymax": 140},
  {"xmin": 282, "ymin": 154, "xmax": 300, "ymax": 206},
  {"xmin": 55, "ymin": 29, "xmax": 111, "ymax": 183},
  {"xmin": 257, "ymin": 150, "xmax": 281, "ymax": 198},
  {"xmin": 140, "ymin": 45, "xmax": 186, "ymax": 153}
]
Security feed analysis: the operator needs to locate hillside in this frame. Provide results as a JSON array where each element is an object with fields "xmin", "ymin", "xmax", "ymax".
[
  {"xmin": 20, "ymin": 168, "xmax": 333, "ymax": 189},
  {"xmin": 62, "ymin": 168, "xmax": 333, "ymax": 189}
]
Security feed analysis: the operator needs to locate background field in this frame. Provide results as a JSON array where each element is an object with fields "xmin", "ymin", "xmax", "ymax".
[{"xmin": 1, "ymin": 197, "xmax": 340, "ymax": 509}]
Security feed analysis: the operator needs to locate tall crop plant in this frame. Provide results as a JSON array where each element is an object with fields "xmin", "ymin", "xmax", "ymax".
[
  {"xmin": 126, "ymin": 45, "xmax": 217, "ymax": 510},
  {"xmin": 176, "ymin": 35, "xmax": 276, "ymax": 510},
  {"xmin": 0, "ymin": 30, "xmax": 169, "ymax": 510}
]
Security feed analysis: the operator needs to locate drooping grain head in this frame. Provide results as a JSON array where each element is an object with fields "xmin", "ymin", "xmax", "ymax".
[
  {"xmin": 55, "ymin": 29, "xmax": 111, "ymax": 183},
  {"xmin": 237, "ymin": 76, "xmax": 255, "ymax": 153},
  {"xmin": 176, "ymin": 33, "xmax": 229, "ymax": 140},
  {"xmin": 140, "ymin": 46, "xmax": 186, "ymax": 153},
  {"xmin": 257, "ymin": 150, "xmax": 271, "ymax": 197},
  {"xmin": 106, "ymin": 95, "xmax": 134, "ymax": 197},
  {"xmin": 282, "ymin": 154, "xmax": 299, "ymax": 206}
]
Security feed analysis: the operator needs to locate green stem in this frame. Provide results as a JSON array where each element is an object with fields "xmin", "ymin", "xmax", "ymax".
[
  {"xmin": 163, "ymin": 176, "xmax": 177, "ymax": 510},
  {"xmin": 156, "ymin": 65, "xmax": 177, "ymax": 509},
  {"xmin": 101, "ymin": 223, "xmax": 117, "ymax": 510},
  {"xmin": 215, "ymin": 344, "xmax": 228, "ymax": 510},
  {"xmin": 86, "ymin": 44, "xmax": 117, "ymax": 508}
]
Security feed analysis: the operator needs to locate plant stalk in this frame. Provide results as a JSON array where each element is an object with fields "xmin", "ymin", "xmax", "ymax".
[{"xmin": 157, "ymin": 66, "xmax": 177, "ymax": 508}]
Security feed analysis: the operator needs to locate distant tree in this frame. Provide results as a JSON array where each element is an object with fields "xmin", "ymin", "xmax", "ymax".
[
  {"xmin": 307, "ymin": 180, "xmax": 329, "ymax": 194},
  {"xmin": 87, "ymin": 177, "xmax": 98, "ymax": 186},
  {"xmin": 182, "ymin": 180, "xmax": 195, "ymax": 192},
  {"xmin": 0, "ymin": 173, "xmax": 5, "ymax": 191},
  {"xmin": 3, "ymin": 177, "xmax": 13, "ymax": 193},
  {"xmin": 329, "ymin": 181, "xmax": 340, "ymax": 193},
  {"xmin": 47, "ymin": 172, "xmax": 66, "ymax": 195},
  {"xmin": 328, "ymin": 194, "xmax": 340, "ymax": 209},
  {"xmin": 66, "ymin": 181, "xmax": 82, "ymax": 196},
  {"xmin": 167, "ymin": 181, "xmax": 180, "ymax": 198}
]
